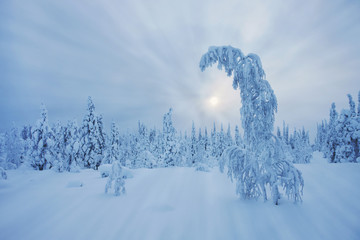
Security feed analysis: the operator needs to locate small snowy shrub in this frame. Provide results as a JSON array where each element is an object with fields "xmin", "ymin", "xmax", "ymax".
[
  {"xmin": 105, "ymin": 161, "xmax": 126, "ymax": 196},
  {"xmin": 0, "ymin": 167, "xmax": 7, "ymax": 180},
  {"xmin": 195, "ymin": 162, "xmax": 210, "ymax": 172}
]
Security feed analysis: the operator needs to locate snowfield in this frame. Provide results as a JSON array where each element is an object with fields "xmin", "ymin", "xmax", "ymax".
[{"xmin": 0, "ymin": 152, "xmax": 359, "ymax": 240}]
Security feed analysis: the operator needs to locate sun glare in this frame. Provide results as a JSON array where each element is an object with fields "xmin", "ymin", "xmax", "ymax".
[{"xmin": 209, "ymin": 96, "xmax": 219, "ymax": 107}]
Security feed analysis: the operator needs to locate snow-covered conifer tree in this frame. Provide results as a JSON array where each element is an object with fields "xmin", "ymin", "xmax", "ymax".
[
  {"xmin": 217, "ymin": 123, "xmax": 226, "ymax": 157},
  {"xmin": 64, "ymin": 120, "xmax": 80, "ymax": 172},
  {"xmin": 0, "ymin": 133, "xmax": 7, "ymax": 170},
  {"xmin": 149, "ymin": 128, "xmax": 162, "ymax": 163},
  {"xmin": 226, "ymin": 123, "xmax": 233, "ymax": 147},
  {"xmin": 358, "ymin": 91, "xmax": 360, "ymax": 117},
  {"xmin": 200, "ymin": 46, "xmax": 304, "ymax": 204},
  {"xmin": 4, "ymin": 125, "xmax": 23, "ymax": 169},
  {"xmin": 129, "ymin": 133, "xmax": 140, "ymax": 168},
  {"xmin": 190, "ymin": 121, "xmax": 197, "ymax": 165},
  {"xmin": 52, "ymin": 121, "xmax": 67, "ymax": 172},
  {"xmin": 80, "ymin": 97, "xmax": 103, "ymax": 170},
  {"xmin": 211, "ymin": 122, "xmax": 217, "ymax": 158},
  {"xmin": 282, "ymin": 122, "xmax": 289, "ymax": 145},
  {"xmin": 335, "ymin": 109, "xmax": 355, "ymax": 162},
  {"xmin": 162, "ymin": 108, "xmax": 178, "ymax": 167},
  {"xmin": 333, "ymin": 94, "xmax": 358, "ymax": 163},
  {"xmin": 177, "ymin": 131, "xmax": 189, "ymax": 166},
  {"xmin": 103, "ymin": 122, "xmax": 121, "ymax": 164},
  {"xmin": 326, "ymin": 103, "xmax": 339, "ymax": 162},
  {"xmin": 96, "ymin": 114, "xmax": 106, "ymax": 158},
  {"xmin": 347, "ymin": 94, "xmax": 359, "ymax": 162},
  {"xmin": 314, "ymin": 121, "xmax": 328, "ymax": 152},
  {"xmin": 19, "ymin": 125, "xmax": 32, "ymax": 165},
  {"xmin": 355, "ymin": 91, "xmax": 360, "ymax": 161},
  {"xmin": 290, "ymin": 128, "xmax": 312, "ymax": 164},
  {"xmin": 277, "ymin": 127, "xmax": 281, "ymax": 139},
  {"xmin": 203, "ymin": 127, "xmax": 211, "ymax": 158},
  {"xmin": 29, "ymin": 104, "xmax": 55, "ymax": 170},
  {"xmin": 194, "ymin": 128, "xmax": 203, "ymax": 161},
  {"xmin": 348, "ymin": 94, "xmax": 356, "ymax": 117},
  {"xmin": 234, "ymin": 125, "xmax": 243, "ymax": 148}
]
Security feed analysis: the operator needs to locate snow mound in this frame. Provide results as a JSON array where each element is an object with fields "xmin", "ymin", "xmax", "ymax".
[
  {"xmin": 66, "ymin": 180, "xmax": 83, "ymax": 188},
  {"xmin": 120, "ymin": 167, "xmax": 133, "ymax": 179}
]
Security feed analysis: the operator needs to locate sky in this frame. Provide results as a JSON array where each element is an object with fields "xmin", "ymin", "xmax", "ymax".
[{"xmin": 0, "ymin": 0, "xmax": 359, "ymax": 140}]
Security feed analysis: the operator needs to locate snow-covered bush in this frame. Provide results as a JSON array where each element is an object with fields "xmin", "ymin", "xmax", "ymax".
[
  {"xmin": 105, "ymin": 161, "xmax": 126, "ymax": 196},
  {"xmin": 317, "ymin": 92, "xmax": 360, "ymax": 163},
  {"xmin": 201, "ymin": 46, "xmax": 304, "ymax": 204},
  {"xmin": 195, "ymin": 162, "xmax": 210, "ymax": 172},
  {"xmin": 0, "ymin": 167, "xmax": 7, "ymax": 180}
]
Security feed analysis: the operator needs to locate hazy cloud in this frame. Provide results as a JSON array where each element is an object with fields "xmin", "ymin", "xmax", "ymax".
[{"xmin": 0, "ymin": 0, "xmax": 359, "ymax": 138}]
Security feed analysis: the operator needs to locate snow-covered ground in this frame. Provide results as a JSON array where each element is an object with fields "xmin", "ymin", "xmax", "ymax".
[{"xmin": 0, "ymin": 152, "xmax": 359, "ymax": 240}]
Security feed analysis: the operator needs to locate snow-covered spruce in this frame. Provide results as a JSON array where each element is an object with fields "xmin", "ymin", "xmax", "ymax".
[
  {"xmin": 105, "ymin": 161, "xmax": 126, "ymax": 196},
  {"xmin": 200, "ymin": 46, "xmax": 304, "ymax": 204},
  {"xmin": 162, "ymin": 108, "xmax": 179, "ymax": 167},
  {"xmin": 29, "ymin": 104, "xmax": 55, "ymax": 170},
  {"xmin": 80, "ymin": 97, "xmax": 105, "ymax": 170}
]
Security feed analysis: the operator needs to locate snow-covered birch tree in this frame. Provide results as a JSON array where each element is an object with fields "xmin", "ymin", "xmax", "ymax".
[{"xmin": 200, "ymin": 46, "xmax": 304, "ymax": 204}]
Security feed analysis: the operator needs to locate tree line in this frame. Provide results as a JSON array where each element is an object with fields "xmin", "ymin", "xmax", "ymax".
[{"xmin": 0, "ymin": 96, "xmax": 312, "ymax": 172}]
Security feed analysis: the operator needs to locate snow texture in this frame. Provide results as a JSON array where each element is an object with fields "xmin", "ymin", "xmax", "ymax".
[{"xmin": 0, "ymin": 153, "xmax": 359, "ymax": 240}]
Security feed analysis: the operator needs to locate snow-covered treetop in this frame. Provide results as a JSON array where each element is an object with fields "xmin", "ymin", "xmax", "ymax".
[
  {"xmin": 347, "ymin": 94, "xmax": 356, "ymax": 117},
  {"xmin": 87, "ymin": 96, "xmax": 95, "ymax": 113},
  {"xmin": 199, "ymin": 46, "xmax": 277, "ymax": 146}
]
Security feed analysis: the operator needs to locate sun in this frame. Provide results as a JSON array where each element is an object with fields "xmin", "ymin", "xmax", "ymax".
[{"xmin": 209, "ymin": 96, "xmax": 219, "ymax": 107}]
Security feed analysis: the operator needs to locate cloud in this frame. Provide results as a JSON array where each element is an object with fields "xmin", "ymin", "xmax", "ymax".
[{"xmin": 0, "ymin": 0, "xmax": 359, "ymax": 139}]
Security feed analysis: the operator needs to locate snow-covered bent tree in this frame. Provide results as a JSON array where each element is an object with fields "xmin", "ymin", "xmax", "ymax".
[
  {"xmin": 200, "ymin": 46, "xmax": 304, "ymax": 204},
  {"xmin": 105, "ymin": 161, "xmax": 126, "ymax": 196}
]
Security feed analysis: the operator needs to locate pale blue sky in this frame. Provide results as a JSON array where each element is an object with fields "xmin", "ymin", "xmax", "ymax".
[{"xmin": 1, "ymin": 0, "xmax": 359, "ymax": 139}]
